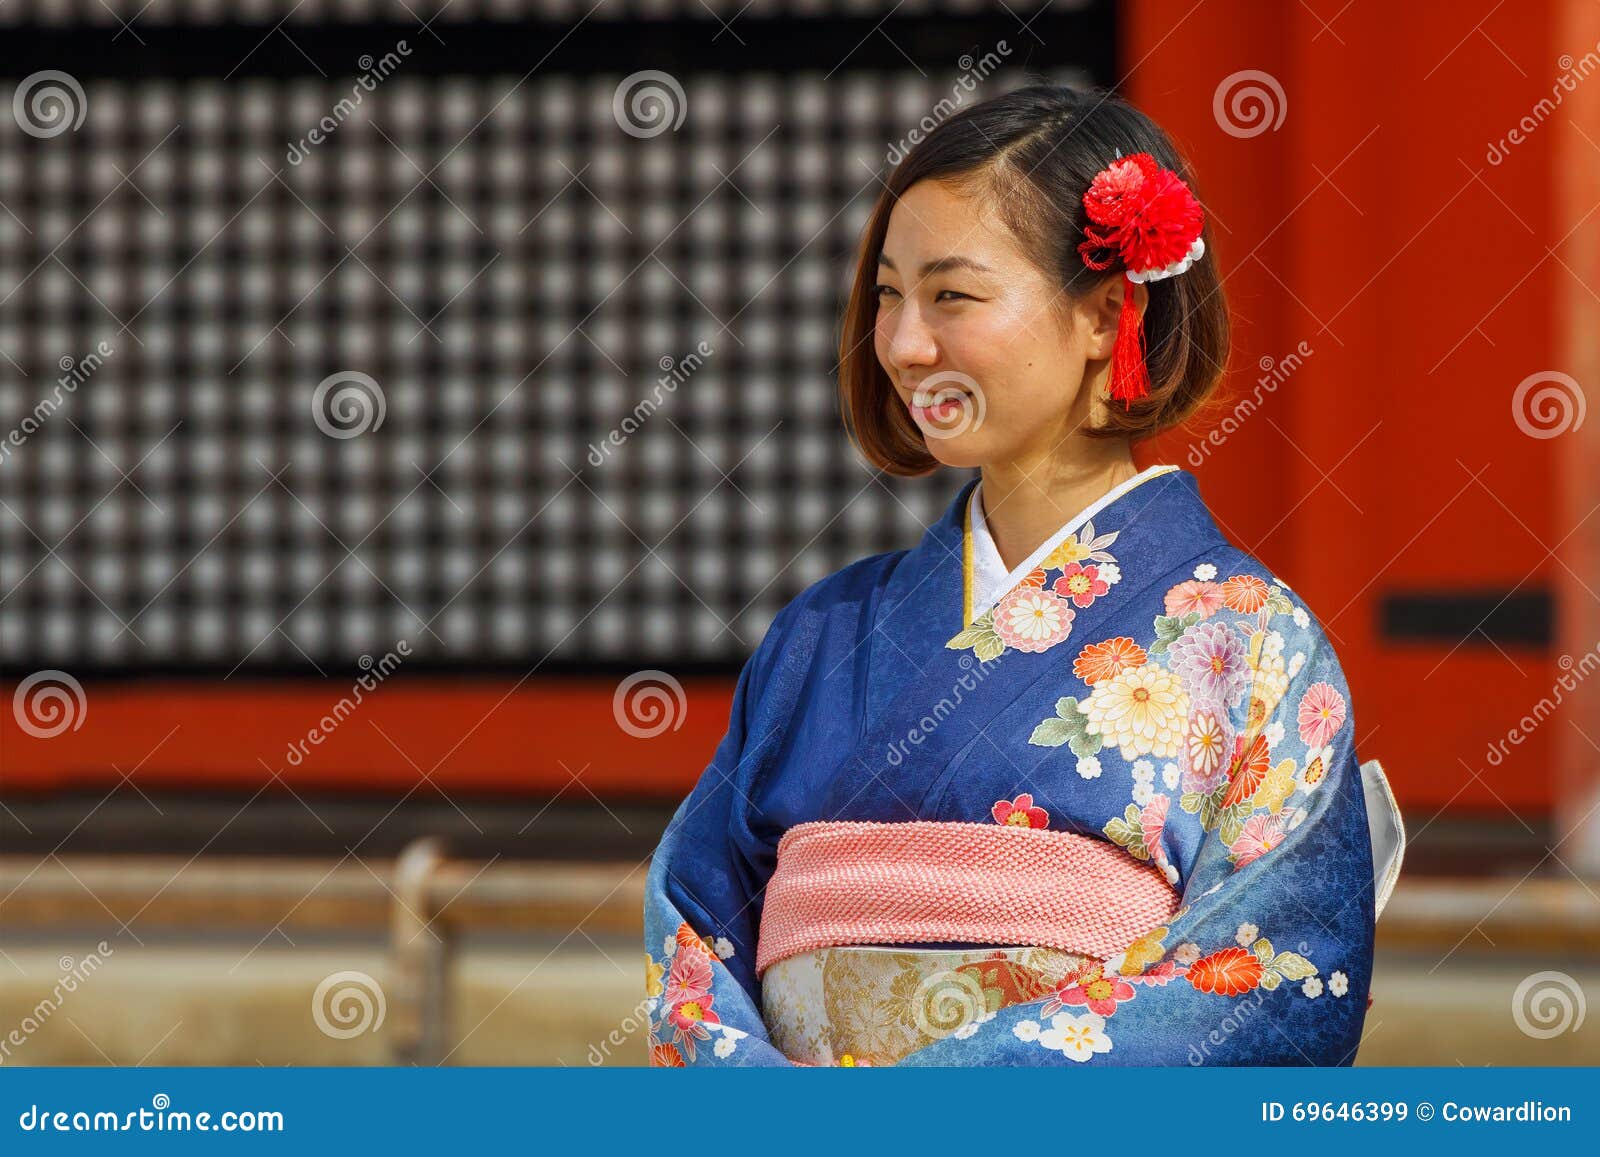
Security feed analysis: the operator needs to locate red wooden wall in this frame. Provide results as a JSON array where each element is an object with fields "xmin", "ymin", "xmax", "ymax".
[{"xmin": 1136, "ymin": 0, "xmax": 1597, "ymax": 817}]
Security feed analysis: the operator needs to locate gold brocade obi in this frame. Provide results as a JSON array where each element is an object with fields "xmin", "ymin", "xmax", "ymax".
[{"xmin": 761, "ymin": 944, "xmax": 1097, "ymax": 1066}]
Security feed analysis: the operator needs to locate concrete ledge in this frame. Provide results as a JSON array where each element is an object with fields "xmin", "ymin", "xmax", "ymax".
[
  {"xmin": 2, "ymin": 939, "xmax": 1593, "ymax": 1066},
  {"xmin": 3, "ymin": 858, "xmax": 1596, "ymax": 1066},
  {"xmin": 0, "ymin": 855, "xmax": 647, "ymax": 935},
  {"xmin": 5, "ymin": 858, "xmax": 1597, "ymax": 956},
  {"xmin": 0, "ymin": 941, "xmax": 647, "ymax": 1067}
]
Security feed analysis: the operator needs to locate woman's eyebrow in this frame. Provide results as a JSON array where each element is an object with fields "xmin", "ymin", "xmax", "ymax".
[{"xmin": 876, "ymin": 254, "xmax": 995, "ymax": 277}]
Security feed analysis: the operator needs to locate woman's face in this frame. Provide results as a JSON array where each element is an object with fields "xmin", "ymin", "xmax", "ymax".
[{"xmin": 872, "ymin": 177, "xmax": 1115, "ymax": 471}]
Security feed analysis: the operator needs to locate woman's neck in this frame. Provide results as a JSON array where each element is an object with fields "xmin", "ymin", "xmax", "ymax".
[{"xmin": 978, "ymin": 447, "xmax": 1141, "ymax": 573}]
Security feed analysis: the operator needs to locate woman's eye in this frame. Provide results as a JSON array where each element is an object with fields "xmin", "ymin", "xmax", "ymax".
[{"xmin": 872, "ymin": 285, "xmax": 972, "ymax": 303}]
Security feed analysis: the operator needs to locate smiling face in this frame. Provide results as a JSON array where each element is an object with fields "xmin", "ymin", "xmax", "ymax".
[{"xmin": 872, "ymin": 178, "xmax": 1123, "ymax": 472}]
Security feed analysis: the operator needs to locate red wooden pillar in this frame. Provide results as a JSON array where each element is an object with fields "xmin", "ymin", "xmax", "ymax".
[
  {"xmin": 1556, "ymin": 0, "xmax": 1600, "ymax": 872},
  {"xmin": 1132, "ymin": 0, "xmax": 1585, "ymax": 840}
]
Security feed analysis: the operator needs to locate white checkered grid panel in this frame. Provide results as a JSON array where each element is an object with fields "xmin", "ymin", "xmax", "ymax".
[
  {"xmin": 0, "ymin": 64, "xmax": 1098, "ymax": 672},
  {"xmin": 0, "ymin": 0, "xmax": 1059, "ymax": 28}
]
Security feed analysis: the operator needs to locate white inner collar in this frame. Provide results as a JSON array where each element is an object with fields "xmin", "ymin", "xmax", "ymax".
[{"xmin": 968, "ymin": 464, "xmax": 1179, "ymax": 620}]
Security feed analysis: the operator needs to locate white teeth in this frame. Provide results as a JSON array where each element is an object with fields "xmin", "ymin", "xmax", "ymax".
[{"xmin": 913, "ymin": 389, "xmax": 965, "ymax": 406}]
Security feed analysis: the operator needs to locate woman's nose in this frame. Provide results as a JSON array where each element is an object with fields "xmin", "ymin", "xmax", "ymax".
[{"xmin": 885, "ymin": 305, "xmax": 938, "ymax": 369}]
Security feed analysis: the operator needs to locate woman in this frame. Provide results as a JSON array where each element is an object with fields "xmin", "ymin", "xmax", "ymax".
[{"xmin": 642, "ymin": 83, "xmax": 1403, "ymax": 1066}]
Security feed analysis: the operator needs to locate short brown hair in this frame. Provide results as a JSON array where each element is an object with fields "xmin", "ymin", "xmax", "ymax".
[{"xmin": 839, "ymin": 83, "xmax": 1232, "ymax": 476}]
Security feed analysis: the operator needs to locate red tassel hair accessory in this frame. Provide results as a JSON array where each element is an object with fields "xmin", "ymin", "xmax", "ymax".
[{"xmin": 1076, "ymin": 152, "xmax": 1206, "ymax": 407}]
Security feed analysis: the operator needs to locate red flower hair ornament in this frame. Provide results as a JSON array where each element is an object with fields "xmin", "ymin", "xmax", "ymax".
[{"xmin": 1077, "ymin": 152, "xmax": 1206, "ymax": 407}]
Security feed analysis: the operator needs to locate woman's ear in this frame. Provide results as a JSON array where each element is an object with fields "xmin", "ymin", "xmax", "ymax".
[{"xmin": 1086, "ymin": 274, "xmax": 1146, "ymax": 361}]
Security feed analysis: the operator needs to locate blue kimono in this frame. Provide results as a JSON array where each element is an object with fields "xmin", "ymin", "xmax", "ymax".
[{"xmin": 643, "ymin": 464, "xmax": 1384, "ymax": 1066}]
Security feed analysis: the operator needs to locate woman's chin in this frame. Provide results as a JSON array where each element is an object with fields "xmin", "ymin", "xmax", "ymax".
[{"xmin": 919, "ymin": 430, "xmax": 998, "ymax": 470}]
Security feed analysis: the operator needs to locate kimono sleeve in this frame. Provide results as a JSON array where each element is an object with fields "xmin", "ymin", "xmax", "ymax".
[
  {"xmin": 900, "ymin": 586, "xmax": 1377, "ymax": 1066},
  {"xmin": 641, "ymin": 600, "xmax": 801, "ymax": 1068}
]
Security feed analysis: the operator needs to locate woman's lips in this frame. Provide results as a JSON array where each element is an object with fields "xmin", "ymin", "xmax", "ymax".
[
  {"xmin": 910, "ymin": 399, "xmax": 964, "ymax": 425},
  {"xmin": 907, "ymin": 388, "xmax": 969, "ymax": 426}
]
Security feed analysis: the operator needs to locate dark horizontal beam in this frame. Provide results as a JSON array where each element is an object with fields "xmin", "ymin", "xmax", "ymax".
[
  {"xmin": 1379, "ymin": 588, "xmax": 1553, "ymax": 648},
  {"xmin": 0, "ymin": 11, "xmax": 1115, "ymax": 80}
]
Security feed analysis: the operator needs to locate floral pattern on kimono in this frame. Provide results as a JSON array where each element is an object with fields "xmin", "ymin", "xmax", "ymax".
[
  {"xmin": 947, "ymin": 519, "xmax": 1123, "ymax": 660},
  {"xmin": 1012, "ymin": 560, "xmax": 1346, "ymax": 882}
]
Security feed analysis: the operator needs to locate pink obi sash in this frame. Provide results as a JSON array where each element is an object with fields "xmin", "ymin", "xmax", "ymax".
[{"xmin": 755, "ymin": 820, "xmax": 1180, "ymax": 977}]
